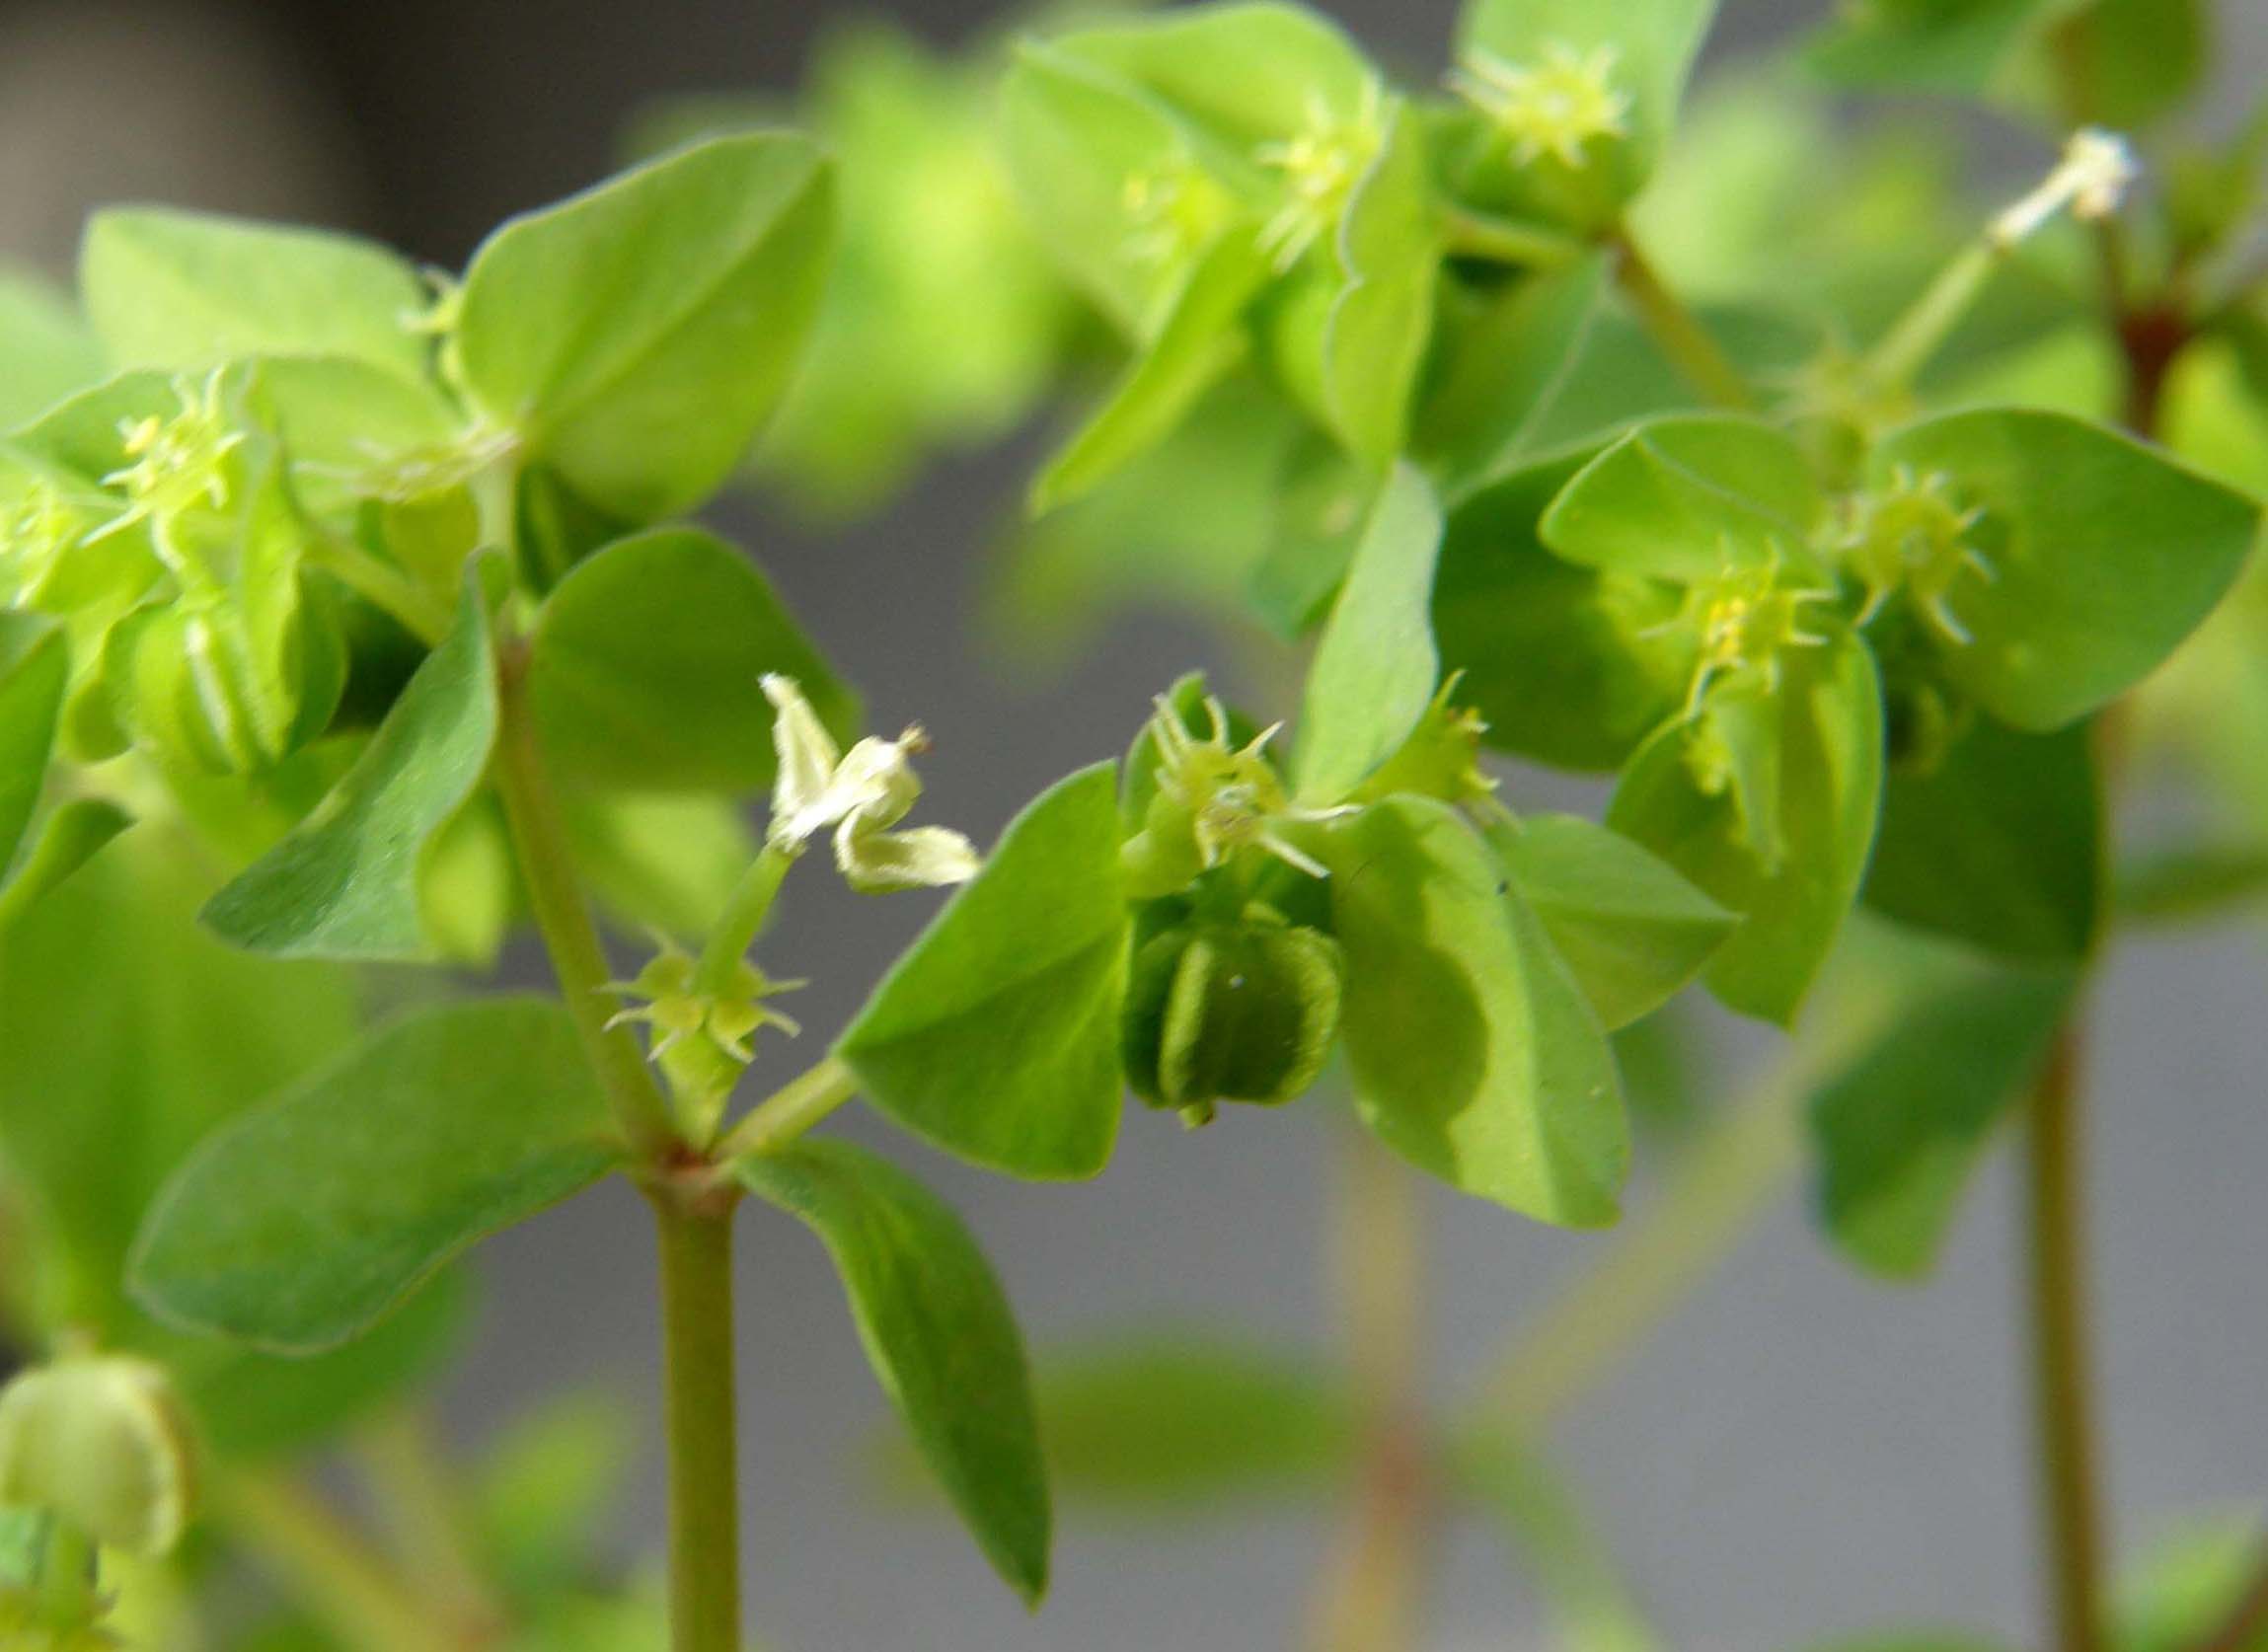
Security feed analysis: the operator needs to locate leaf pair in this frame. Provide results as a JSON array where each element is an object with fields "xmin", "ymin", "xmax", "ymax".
[
  {"xmin": 1004, "ymin": 4, "xmax": 1440, "ymax": 508},
  {"xmin": 79, "ymin": 132, "xmax": 834, "ymax": 532},
  {"xmin": 203, "ymin": 525, "xmax": 854, "ymax": 963},
  {"xmin": 1531, "ymin": 408, "xmax": 2258, "ymax": 1019}
]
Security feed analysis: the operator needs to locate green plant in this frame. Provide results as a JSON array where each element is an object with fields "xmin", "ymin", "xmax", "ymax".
[{"xmin": 1, "ymin": 2, "xmax": 2266, "ymax": 1651}]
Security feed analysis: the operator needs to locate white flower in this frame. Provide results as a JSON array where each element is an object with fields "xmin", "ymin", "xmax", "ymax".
[
  {"xmin": 762, "ymin": 674, "xmax": 981, "ymax": 893},
  {"xmin": 1991, "ymin": 127, "xmax": 2139, "ymax": 248}
]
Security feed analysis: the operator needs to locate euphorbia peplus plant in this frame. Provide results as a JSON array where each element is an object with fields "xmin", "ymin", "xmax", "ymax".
[{"xmin": 0, "ymin": 3, "xmax": 2266, "ymax": 1652}]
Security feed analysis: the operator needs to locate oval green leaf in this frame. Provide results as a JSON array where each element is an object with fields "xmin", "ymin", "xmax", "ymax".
[
  {"xmin": 130, "ymin": 997, "xmax": 620, "ymax": 1353},
  {"xmin": 456, "ymin": 134, "xmax": 835, "ymax": 523},
  {"xmin": 838, "ymin": 763, "xmax": 1128, "ymax": 1179},
  {"xmin": 733, "ymin": 1139, "xmax": 1050, "ymax": 1604},
  {"xmin": 201, "ymin": 563, "xmax": 498, "ymax": 959},
  {"xmin": 529, "ymin": 527, "xmax": 857, "ymax": 793},
  {"xmin": 1321, "ymin": 795, "xmax": 1627, "ymax": 1226}
]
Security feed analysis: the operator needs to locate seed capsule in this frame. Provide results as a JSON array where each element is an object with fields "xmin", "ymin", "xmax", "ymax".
[
  {"xmin": 0, "ymin": 1356, "xmax": 195, "ymax": 1557},
  {"xmin": 1122, "ymin": 920, "xmax": 1344, "ymax": 1125}
]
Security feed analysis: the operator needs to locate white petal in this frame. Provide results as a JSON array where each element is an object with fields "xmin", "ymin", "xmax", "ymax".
[
  {"xmin": 837, "ymin": 824, "xmax": 982, "ymax": 893},
  {"xmin": 763, "ymin": 675, "xmax": 841, "ymax": 847}
]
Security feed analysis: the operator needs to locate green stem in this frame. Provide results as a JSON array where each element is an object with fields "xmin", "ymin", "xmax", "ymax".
[
  {"xmin": 1476, "ymin": 1073, "xmax": 1804, "ymax": 1433},
  {"xmin": 1608, "ymin": 230, "xmax": 1756, "ymax": 413},
  {"xmin": 1865, "ymin": 241, "xmax": 2001, "ymax": 394},
  {"xmin": 1437, "ymin": 203, "xmax": 1590, "ymax": 270},
  {"xmin": 1309, "ymin": 1129, "xmax": 1432, "ymax": 1652},
  {"xmin": 354, "ymin": 1407, "xmax": 507, "ymax": 1643},
  {"xmin": 35, "ymin": 1518, "xmax": 97, "ymax": 1628},
  {"xmin": 2025, "ymin": 1026, "xmax": 2108, "ymax": 1652},
  {"xmin": 695, "ymin": 844, "xmax": 796, "ymax": 995},
  {"xmin": 1451, "ymin": 1437, "xmax": 1660, "ymax": 1652},
  {"xmin": 492, "ymin": 642, "xmax": 678, "ymax": 1162},
  {"xmin": 651, "ymin": 1192, "xmax": 743, "ymax": 1652},
  {"xmin": 714, "ymin": 1055, "xmax": 859, "ymax": 1163},
  {"xmin": 312, "ymin": 532, "xmax": 452, "ymax": 646},
  {"xmin": 218, "ymin": 1469, "xmax": 459, "ymax": 1652}
]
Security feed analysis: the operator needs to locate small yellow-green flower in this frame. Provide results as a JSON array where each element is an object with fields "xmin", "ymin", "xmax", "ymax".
[
  {"xmin": 604, "ymin": 934, "xmax": 804, "ymax": 1067},
  {"xmin": 1448, "ymin": 41, "xmax": 1630, "ymax": 170},
  {"xmin": 1252, "ymin": 80, "xmax": 1387, "ymax": 272}
]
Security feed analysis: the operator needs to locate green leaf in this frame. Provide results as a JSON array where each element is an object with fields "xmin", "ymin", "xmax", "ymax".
[
  {"xmin": 1320, "ymin": 795, "xmax": 1626, "ymax": 1225},
  {"xmin": 166, "ymin": 1275, "xmax": 470, "ymax": 1461},
  {"xmin": 1864, "ymin": 716, "xmax": 2100, "ymax": 962},
  {"xmin": 1024, "ymin": 1334, "xmax": 1351, "ymax": 1513},
  {"xmin": 1059, "ymin": 3, "xmax": 1376, "ymax": 152},
  {"xmin": 0, "ymin": 614, "xmax": 68, "ymax": 878},
  {"xmin": 1316, "ymin": 99, "xmax": 1439, "ymax": 462},
  {"xmin": 733, "ymin": 1140, "xmax": 1049, "ymax": 1604},
  {"xmin": 201, "ymin": 563, "xmax": 497, "ymax": 959},
  {"xmin": 1488, "ymin": 811, "xmax": 1735, "ymax": 1030},
  {"xmin": 529, "ymin": 527, "xmax": 857, "ymax": 793},
  {"xmin": 0, "ymin": 799, "xmax": 132, "ymax": 935},
  {"xmin": 79, "ymin": 208, "xmax": 430, "ymax": 377},
  {"xmin": 2114, "ymin": 1513, "xmax": 2268, "ymax": 1652},
  {"xmin": 0, "ymin": 829, "xmax": 461, "ymax": 1453},
  {"xmin": 1434, "ymin": 451, "xmax": 1686, "ymax": 772},
  {"xmin": 1542, "ymin": 413, "xmax": 1827, "ymax": 584},
  {"xmin": 1457, "ymin": 0, "xmax": 1721, "ymax": 206},
  {"xmin": 839, "ymin": 764, "xmax": 1128, "ymax": 1179},
  {"xmin": 997, "ymin": 41, "xmax": 1228, "ymax": 338},
  {"xmin": 1413, "ymin": 256, "xmax": 1611, "ymax": 490},
  {"xmin": 130, "ymin": 998, "xmax": 619, "ymax": 1352},
  {"xmin": 1609, "ymin": 635, "xmax": 1884, "ymax": 1025},
  {"xmin": 0, "ymin": 268, "xmax": 104, "ymax": 427},
  {"xmin": 1804, "ymin": 0, "xmax": 2055, "ymax": 97},
  {"xmin": 456, "ymin": 134, "xmax": 835, "ymax": 523},
  {"xmin": 2115, "ymin": 841, "xmax": 2268, "ymax": 926},
  {"xmin": 1293, "ymin": 464, "xmax": 1442, "ymax": 803},
  {"xmin": 1030, "ymin": 232, "xmax": 1269, "ymax": 515},
  {"xmin": 1871, "ymin": 410, "xmax": 2263, "ymax": 730},
  {"xmin": 1809, "ymin": 949, "xmax": 2075, "ymax": 1279}
]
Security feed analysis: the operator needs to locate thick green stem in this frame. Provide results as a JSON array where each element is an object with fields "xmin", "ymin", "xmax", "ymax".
[
  {"xmin": 1478, "ymin": 1074, "xmax": 1804, "ymax": 1433},
  {"xmin": 2025, "ymin": 1027, "xmax": 2107, "ymax": 1652},
  {"xmin": 495, "ymin": 640, "xmax": 746, "ymax": 1649},
  {"xmin": 1309, "ymin": 1129, "xmax": 1432, "ymax": 1652},
  {"xmin": 492, "ymin": 644, "xmax": 678, "ymax": 1162},
  {"xmin": 714, "ymin": 1054, "xmax": 858, "ymax": 1163},
  {"xmin": 219, "ymin": 1469, "xmax": 459, "ymax": 1652},
  {"xmin": 34, "ymin": 1518, "xmax": 97, "ymax": 1628},
  {"xmin": 651, "ymin": 1192, "xmax": 743, "ymax": 1652},
  {"xmin": 1608, "ymin": 231, "xmax": 1756, "ymax": 413}
]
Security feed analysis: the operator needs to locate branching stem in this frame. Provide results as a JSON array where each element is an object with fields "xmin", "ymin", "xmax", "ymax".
[{"xmin": 1608, "ymin": 230, "xmax": 1757, "ymax": 412}]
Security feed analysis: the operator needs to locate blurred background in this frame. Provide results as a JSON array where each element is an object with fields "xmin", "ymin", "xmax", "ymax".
[{"xmin": 2, "ymin": 1, "xmax": 2265, "ymax": 1648}]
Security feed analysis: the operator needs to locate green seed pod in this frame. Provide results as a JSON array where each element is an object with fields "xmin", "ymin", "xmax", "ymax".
[
  {"xmin": 1122, "ymin": 920, "xmax": 1344, "ymax": 1125},
  {"xmin": 0, "ymin": 1356, "xmax": 196, "ymax": 1557}
]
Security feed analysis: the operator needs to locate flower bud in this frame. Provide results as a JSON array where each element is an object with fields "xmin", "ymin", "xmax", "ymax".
[
  {"xmin": 0, "ymin": 1356, "xmax": 195, "ymax": 1557},
  {"xmin": 1122, "ymin": 919, "xmax": 1344, "ymax": 1125}
]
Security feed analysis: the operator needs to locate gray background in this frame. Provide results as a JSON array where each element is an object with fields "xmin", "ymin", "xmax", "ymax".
[{"xmin": 2, "ymin": 2, "xmax": 2265, "ymax": 1647}]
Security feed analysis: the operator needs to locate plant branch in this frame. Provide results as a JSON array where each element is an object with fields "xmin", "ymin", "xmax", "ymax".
[
  {"xmin": 1437, "ymin": 203, "xmax": 1590, "ymax": 270},
  {"xmin": 1309, "ymin": 1129, "xmax": 1434, "ymax": 1652},
  {"xmin": 218, "ymin": 1468, "xmax": 463, "ymax": 1652},
  {"xmin": 2025, "ymin": 1026, "xmax": 2108, "ymax": 1652},
  {"xmin": 353, "ymin": 1406, "xmax": 508, "ymax": 1644},
  {"xmin": 492, "ymin": 642, "xmax": 678, "ymax": 1163},
  {"xmin": 714, "ymin": 1054, "xmax": 859, "ymax": 1164},
  {"xmin": 1608, "ymin": 230, "xmax": 1757, "ymax": 413},
  {"xmin": 650, "ymin": 1190, "xmax": 743, "ymax": 1652},
  {"xmin": 1475, "ymin": 1073, "xmax": 1805, "ymax": 1434}
]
